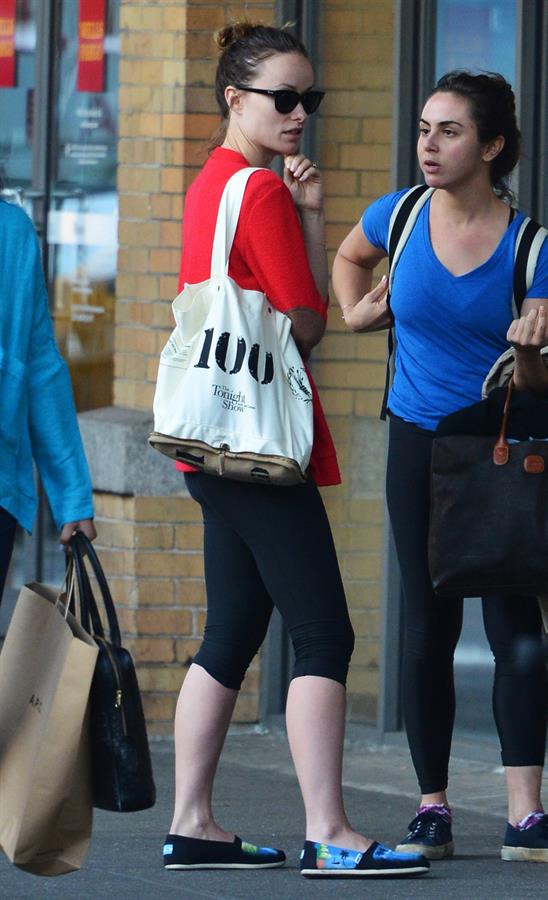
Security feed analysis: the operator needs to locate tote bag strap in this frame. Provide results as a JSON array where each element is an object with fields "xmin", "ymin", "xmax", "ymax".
[
  {"xmin": 210, "ymin": 166, "xmax": 264, "ymax": 280},
  {"xmin": 493, "ymin": 377, "xmax": 514, "ymax": 465}
]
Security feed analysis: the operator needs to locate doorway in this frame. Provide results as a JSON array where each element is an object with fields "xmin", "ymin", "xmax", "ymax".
[{"xmin": 0, "ymin": 0, "xmax": 119, "ymax": 631}]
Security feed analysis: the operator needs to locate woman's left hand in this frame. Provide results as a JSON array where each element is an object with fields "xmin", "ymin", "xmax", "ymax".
[
  {"xmin": 283, "ymin": 154, "xmax": 323, "ymax": 212},
  {"xmin": 59, "ymin": 518, "xmax": 97, "ymax": 547},
  {"xmin": 507, "ymin": 305, "xmax": 548, "ymax": 355}
]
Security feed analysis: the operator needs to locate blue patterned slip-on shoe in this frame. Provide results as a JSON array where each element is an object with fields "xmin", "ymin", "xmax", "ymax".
[
  {"xmin": 501, "ymin": 814, "xmax": 548, "ymax": 862},
  {"xmin": 163, "ymin": 834, "xmax": 286, "ymax": 869},
  {"xmin": 300, "ymin": 841, "xmax": 430, "ymax": 877},
  {"xmin": 396, "ymin": 812, "xmax": 454, "ymax": 859}
]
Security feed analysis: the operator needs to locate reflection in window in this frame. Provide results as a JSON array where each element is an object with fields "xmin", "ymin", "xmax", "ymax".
[
  {"xmin": 50, "ymin": 0, "xmax": 120, "ymax": 413},
  {"xmin": 435, "ymin": 0, "xmax": 516, "ymax": 84},
  {"xmin": 0, "ymin": 0, "xmax": 38, "ymax": 188}
]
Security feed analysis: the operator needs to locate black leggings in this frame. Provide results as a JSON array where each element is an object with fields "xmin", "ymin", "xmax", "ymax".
[
  {"xmin": 0, "ymin": 506, "xmax": 17, "ymax": 608},
  {"xmin": 386, "ymin": 414, "xmax": 547, "ymax": 794},
  {"xmin": 184, "ymin": 473, "xmax": 355, "ymax": 690}
]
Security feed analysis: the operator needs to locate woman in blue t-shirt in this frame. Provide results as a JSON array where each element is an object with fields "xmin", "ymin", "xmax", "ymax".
[{"xmin": 333, "ymin": 71, "xmax": 548, "ymax": 864}]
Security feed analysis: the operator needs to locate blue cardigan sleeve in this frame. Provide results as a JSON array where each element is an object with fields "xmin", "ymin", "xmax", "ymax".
[{"xmin": 26, "ymin": 228, "xmax": 94, "ymax": 529}]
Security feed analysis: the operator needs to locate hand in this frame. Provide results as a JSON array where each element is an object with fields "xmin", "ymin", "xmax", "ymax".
[
  {"xmin": 342, "ymin": 274, "xmax": 390, "ymax": 332},
  {"xmin": 283, "ymin": 154, "xmax": 323, "ymax": 212},
  {"xmin": 507, "ymin": 305, "xmax": 548, "ymax": 356},
  {"xmin": 362, "ymin": 274, "xmax": 389, "ymax": 310},
  {"xmin": 59, "ymin": 518, "xmax": 97, "ymax": 547}
]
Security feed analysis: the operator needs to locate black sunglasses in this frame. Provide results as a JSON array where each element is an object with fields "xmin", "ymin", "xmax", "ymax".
[{"xmin": 234, "ymin": 85, "xmax": 325, "ymax": 115}]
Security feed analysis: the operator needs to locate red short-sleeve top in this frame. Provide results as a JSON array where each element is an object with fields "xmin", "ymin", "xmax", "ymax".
[{"xmin": 175, "ymin": 147, "xmax": 341, "ymax": 487}]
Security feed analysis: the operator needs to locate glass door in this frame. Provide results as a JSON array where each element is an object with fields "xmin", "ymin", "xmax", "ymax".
[
  {"xmin": 0, "ymin": 0, "xmax": 41, "ymax": 219},
  {"xmin": 49, "ymin": 0, "xmax": 119, "ymax": 412},
  {"xmin": 434, "ymin": 0, "xmax": 516, "ymax": 82},
  {"xmin": 0, "ymin": 0, "xmax": 119, "ymax": 632}
]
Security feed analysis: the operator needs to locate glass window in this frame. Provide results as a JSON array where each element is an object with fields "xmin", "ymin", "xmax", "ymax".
[
  {"xmin": 49, "ymin": 0, "xmax": 120, "ymax": 412},
  {"xmin": 435, "ymin": 0, "xmax": 516, "ymax": 84},
  {"xmin": 0, "ymin": 0, "xmax": 37, "ymax": 190},
  {"xmin": 0, "ymin": 0, "xmax": 120, "ymax": 636}
]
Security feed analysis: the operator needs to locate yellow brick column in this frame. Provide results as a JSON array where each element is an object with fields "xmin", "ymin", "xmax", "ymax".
[{"xmin": 314, "ymin": 0, "xmax": 395, "ymax": 722}]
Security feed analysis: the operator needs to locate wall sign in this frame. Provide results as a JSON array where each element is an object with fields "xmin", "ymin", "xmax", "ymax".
[{"xmin": 77, "ymin": 0, "xmax": 106, "ymax": 93}]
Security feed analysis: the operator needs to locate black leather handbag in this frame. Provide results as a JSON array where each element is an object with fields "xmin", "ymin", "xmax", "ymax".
[
  {"xmin": 70, "ymin": 532, "xmax": 156, "ymax": 812},
  {"xmin": 428, "ymin": 379, "xmax": 548, "ymax": 597}
]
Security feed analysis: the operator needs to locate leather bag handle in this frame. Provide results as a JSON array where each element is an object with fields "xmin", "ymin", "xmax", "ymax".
[
  {"xmin": 69, "ymin": 532, "xmax": 122, "ymax": 646},
  {"xmin": 70, "ymin": 547, "xmax": 105, "ymax": 638},
  {"xmin": 493, "ymin": 377, "xmax": 514, "ymax": 465}
]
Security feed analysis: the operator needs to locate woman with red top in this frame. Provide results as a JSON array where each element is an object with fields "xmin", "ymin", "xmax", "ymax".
[{"xmin": 162, "ymin": 22, "xmax": 429, "ymax": 881}]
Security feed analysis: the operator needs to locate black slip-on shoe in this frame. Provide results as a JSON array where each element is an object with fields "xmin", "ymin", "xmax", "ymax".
[
  {"xmin": 501, "ymin": 815, "xmax": 548, "ymax": 862},
  {"xmin": 163, "ymin": 834, "xmax": 286, "ymax": 869},
  {"xmin": 396, "ymin": 811, "xmax": 454, "ymax": 859},
  {"xmin": 299, "ymin": 840, "xmax": 430, "ymax": 877}
]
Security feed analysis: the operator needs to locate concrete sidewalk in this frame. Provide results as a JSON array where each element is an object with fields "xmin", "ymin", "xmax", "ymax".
[{"xmin": 0, "ymin": 723, "xmax": 546, "ymax": 899}]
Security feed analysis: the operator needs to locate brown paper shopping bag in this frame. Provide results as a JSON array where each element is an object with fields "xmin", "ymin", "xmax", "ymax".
[{"xmin": 0, "ymin": 581, "xmax": 98, "ymax": 876}]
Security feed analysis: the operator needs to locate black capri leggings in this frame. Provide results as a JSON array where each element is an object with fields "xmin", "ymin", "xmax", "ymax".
[
  {"xmin": 0, "ymin": 506, "xmax": 17, "ymax": 608},
  {"xmin": 184, "ymin": 472, "xmax": 355, "ymax": 690},
  {"xmin": 386, "ymin": 413, "xmax": 547, "ymax": 794}
]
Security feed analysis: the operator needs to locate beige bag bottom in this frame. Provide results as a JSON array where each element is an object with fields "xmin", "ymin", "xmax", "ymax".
[{"xmin": 149, "ymin": 432, "xmax": 307, "ymax": 486}]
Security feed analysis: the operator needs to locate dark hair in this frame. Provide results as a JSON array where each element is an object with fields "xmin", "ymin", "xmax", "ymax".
[
  {"xmin": 430, "ymin": 70, "xmax": 521, "ymax": 202},
  {"xmin": 210, "ymin": 21, "xmax": 308, "ymax": 148}
]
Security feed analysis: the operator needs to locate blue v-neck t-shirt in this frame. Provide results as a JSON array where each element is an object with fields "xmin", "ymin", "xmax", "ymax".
[{"xmin": 362, "ymin": 189, "xmax": 548, "ymax": 430}]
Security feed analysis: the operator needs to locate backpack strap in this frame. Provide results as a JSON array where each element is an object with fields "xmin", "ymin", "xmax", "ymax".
[
  {"xmin": 380, "ymin": 184, "xmax": 434, "ymax": 419},
  {"xmin": 512, "ymin": 216, "xmax": 548, "ymax": 316},
  {"xmin": 388, "ymin": 185, "xmax": 434, "ymax": 292}
]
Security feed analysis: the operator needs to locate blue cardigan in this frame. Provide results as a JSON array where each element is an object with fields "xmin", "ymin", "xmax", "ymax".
[{"xmin": 0, "ymin": 200, "xmax": 93, "ymax": 532}]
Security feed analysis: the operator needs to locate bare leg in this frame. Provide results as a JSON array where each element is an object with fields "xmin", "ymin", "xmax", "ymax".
[
  {"xmin": 285, "ymin": 674, "xmax": 374, "ymax": 850},
  {"xmin": 420, "ymin": 791, "xmax": 450, "ymax": 806},
  {"xmin": 506, "ymin": 765, "xmax": 544, "ymax": 824},
  {"xmin": 169, "ymin": 663, "xmax": 237, "ymax": 840}
]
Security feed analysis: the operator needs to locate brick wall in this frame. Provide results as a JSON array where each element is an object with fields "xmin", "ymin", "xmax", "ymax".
[
  {"xmin": 101, "ymin": 0, "xmax": 395, "ymax": 733},
  {"xmin": 315, "ymin": 0, "xmax": 394, "ymax": 720}
]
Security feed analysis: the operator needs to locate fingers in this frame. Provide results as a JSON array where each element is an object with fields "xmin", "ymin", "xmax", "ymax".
[
  {"xmin": 507, "ymin": 305, "xmax": 548, "ymax": 348},
  {"xmin": 59, "ymin": 523, "xmax": 76, "ymax": 546},
  {"xmin": 59, "ymin": 518, "xmax": 97, "ymax": 546},
  {"xmin": 80, "ymin": 519, "xmax": 98, "ymax": 541},
  {"xmin": 284, "ymin": 154, "xmax": 320, "ymax": 182},
  {"xmin": 367, "ymin": 274, "xmax": 388, "ymax": 304}
]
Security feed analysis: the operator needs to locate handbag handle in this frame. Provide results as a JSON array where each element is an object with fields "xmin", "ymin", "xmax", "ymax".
[
  {"xmin": 69, "ymin": 532, "xmax": 122, "ymax": 646},
  {"xmin": 493, "ymin": 377, "xmax": 514, "ymax": 465},
  {"xmin": 69, "ymin": 547, "xmax": 105, "ymax": 638},
  {"xmin": 210, "ymin": 167, "xmax": 262, "ymax": 280}
]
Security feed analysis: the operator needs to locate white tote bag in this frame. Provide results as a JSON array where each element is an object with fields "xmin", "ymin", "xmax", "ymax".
[{"xmin": 149, "ymin": 167, "xmax": 314, "ymax": 485}]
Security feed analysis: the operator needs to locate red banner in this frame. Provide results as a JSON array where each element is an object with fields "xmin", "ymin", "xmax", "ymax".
[
  {"xmin": 77, "ymin": 0, "xmax": 106, "ymax": 93},
  {"xmin": 0, "ymin": 0, "xmax": 16, "ymax": 88}
]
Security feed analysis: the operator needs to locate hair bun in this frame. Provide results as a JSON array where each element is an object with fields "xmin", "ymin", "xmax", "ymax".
[{"xmin": 215, "ymin": 21, "xmax": 257, "ymax": 51}]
